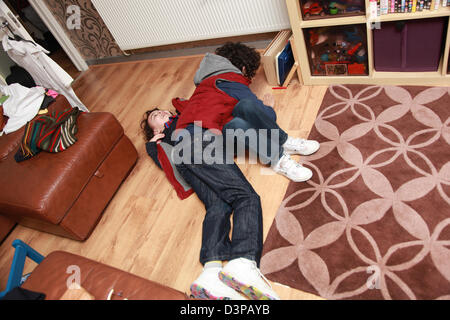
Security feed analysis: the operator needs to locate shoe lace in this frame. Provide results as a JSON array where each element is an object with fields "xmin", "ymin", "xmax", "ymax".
[
  {"xmin": 248, "ymin": 260, "xmax": 273, "ymax": 289},
  {"xmin": 282, "ymin": 155, "xmax": 304, "ymax": 172},
  {"xmin": 287, "ymin": 138, "xmax": 306, "ymax": 149}
]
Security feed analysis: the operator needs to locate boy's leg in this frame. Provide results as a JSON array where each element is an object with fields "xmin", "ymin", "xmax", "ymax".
[
  {"xmin": 176, "ymin": 163, "xmax": 248, "ymax": 300},
  {"xmin": 175, "ymin": 130, "xmax": 263, "ymax": 265},
  {"xmin": 231, "ymin": 99, "xmax": 283, "ymax": 132},
  {"xmin": 224, "ymin": 117, "xmax": 282, "ymax": 166},
  {"xmin": 175, "ymin": 166, "xmax": 233, "ymax": 264},
  {"xmin": 176, "ymin": 161, "xmax": 263, "ymax": 263},
  {"xmin": 231, "ymin": 99, "xmax": 320, "ymax": 157},
  {"xmin": 175, "ymin": 127, "xmax": 278, "ymax": 300},
  {"xmin": 224, "ymin": 103, "xmax": 314, "ymax": 182},
  {"xmin": 231, "ymin": 99, "xmax": 288, "ymax": 166},
  {"xmin": 224, "ymin": 117, "xmax": 314, "ymax": 182}
]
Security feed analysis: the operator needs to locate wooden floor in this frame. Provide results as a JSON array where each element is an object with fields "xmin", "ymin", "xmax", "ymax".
[{"xmin": 0, "ymin": 54, "xmax": 328, "ymax": 300}]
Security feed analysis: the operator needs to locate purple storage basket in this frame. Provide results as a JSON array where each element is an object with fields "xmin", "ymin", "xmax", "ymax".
[{"xmin": 373, "ymin": 17, "xmax": 447, "ymax": 72}]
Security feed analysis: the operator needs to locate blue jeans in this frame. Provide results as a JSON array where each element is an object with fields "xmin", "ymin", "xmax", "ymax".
[
  {"xmin": 223, "ymin": 99, "xmax": 289, "ymax": 167},
  {"xmin": 175, "ymin": 125, "xmax": 263, "ymax": 266}
]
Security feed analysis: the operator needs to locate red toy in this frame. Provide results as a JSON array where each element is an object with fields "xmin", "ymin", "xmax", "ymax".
[
  {"xmin": 348, "ymin": 63, "xmax": 366, "ymax": 75},
  {"xmin": 303, "ymin": 2, "xmax": 325, "ymax": 17},
  {"xmin": 347, "ymin": 42, "xmax": 362, "ymax": 56}
]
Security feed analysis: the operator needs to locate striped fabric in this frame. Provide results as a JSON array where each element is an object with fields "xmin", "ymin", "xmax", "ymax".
[{"xmin": 16, "ymin": 107, "xmax": 82, "ymax": 162}]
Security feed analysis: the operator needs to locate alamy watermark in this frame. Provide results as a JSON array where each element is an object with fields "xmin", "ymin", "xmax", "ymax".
[
  {"xmin": 166, "ymin": 124, "xmax": 282, "ymax": 167},
  {"xmin": 366, "ymin": 265, "xmax": 381, "ymax": 290},
  {"xmin": 66, "ymin": 265, "xmax": 81, "ymax": 289},
  {"xmin": 370, "ymin": 21, "xmax": 381, "ymax": 30},
  {"xmin": 66, "ymin": 5, "xmax": 81, "ymax": 30}
]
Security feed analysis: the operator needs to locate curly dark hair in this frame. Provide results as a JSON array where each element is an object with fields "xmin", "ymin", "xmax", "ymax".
[
  {"xmin": 215, "ymin": 42, "xmax": 261, "ymax": 79},
  {"xmin": 140, "ymin": 108, "xmax": 160, "ymax": 141}
]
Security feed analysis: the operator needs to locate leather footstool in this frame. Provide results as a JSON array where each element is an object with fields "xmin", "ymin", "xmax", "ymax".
[
  {"xmin": 21, "ymin": 251, "xmax": 188, "ymax": 300},
  {"xmin": 0, "ymin": 97, "xmax": 138, "ymax": 241},
  {"xmin": 0, "ymin": 216, "xmax": 16, "ymax": 244}
]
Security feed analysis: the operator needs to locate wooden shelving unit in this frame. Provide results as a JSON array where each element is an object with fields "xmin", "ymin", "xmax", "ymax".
[{"xmin": 286, "ymin": 0, "xmax": 450, "ymax": 85}]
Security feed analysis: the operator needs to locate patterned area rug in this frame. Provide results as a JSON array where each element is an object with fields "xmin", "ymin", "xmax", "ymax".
[{"xmin": 261, "ymin": 85, "xmax": 450, "ymax": 300}]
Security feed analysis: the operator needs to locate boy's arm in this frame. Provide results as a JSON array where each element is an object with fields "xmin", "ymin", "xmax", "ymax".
[
  {"xmin": 216, "ymin": 81, "xmax": 277, "ymax": 121},
  {"xmin": 146, "ymin": 140, "xmax": 194, "ymax": 200},
  {"xmin": 145, "ymin": 142, "xmax": 162, "ymax": 169}
]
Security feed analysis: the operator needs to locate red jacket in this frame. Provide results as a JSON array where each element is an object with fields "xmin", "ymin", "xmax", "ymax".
[{"xmin": 173, "ymin": 72, "xmax": 251, "ymax": 132}]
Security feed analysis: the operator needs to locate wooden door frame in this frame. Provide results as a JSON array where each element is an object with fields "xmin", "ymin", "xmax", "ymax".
[{"xmin": 28, "ymin": 0, "xmax": 88, "ymax": 71}]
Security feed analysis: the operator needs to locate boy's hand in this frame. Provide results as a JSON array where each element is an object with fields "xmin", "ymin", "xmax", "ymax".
[
  {"xmin": 150, "ymin": 133, "xmax": 165, "ymax": 144},
  {"xmin": 263, "ymin": 93, "xmax": 275, "ymax": 108}
]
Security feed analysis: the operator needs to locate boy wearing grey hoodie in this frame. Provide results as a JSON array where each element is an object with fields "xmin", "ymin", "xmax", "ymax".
[{"xmin": 143, "ymin": 43, "xmax": 319, "ymax": 300}]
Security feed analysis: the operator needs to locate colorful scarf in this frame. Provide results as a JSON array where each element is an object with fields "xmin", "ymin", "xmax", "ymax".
[{"xmin": 15, "ymin": 107, "xmax": 82, "ymax": 162}]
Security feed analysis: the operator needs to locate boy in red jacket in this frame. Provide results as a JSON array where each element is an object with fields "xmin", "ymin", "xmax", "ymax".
[
  {"xmin": 142, "ymin": 42, "xmax": 320, "ymax": 300},
  {"xmin": 147, "ymin": 42, "xmax": 319, "ymax": 181}
]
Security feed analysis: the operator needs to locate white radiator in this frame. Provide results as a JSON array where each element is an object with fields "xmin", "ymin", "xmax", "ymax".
[{"xmin": 91, "ymin": 0, "xmax": 291, "ymax": 51}]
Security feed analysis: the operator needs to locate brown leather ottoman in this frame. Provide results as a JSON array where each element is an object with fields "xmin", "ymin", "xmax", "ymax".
[
  {"xmin": 0, "ymin": 215, "xmax": 16, "ymax": 244},
  {"xmin": 0, "ymin": 97, "xmax": 138, "ymax": 241},
  {"xmin": 22, "ymin": 251, "xmax": 188, "ymax": 300}
]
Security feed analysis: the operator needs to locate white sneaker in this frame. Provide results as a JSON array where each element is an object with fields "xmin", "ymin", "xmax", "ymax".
[
  {"xmin": 273, "ymin": 154, "xmax": 313, "ymax": 182},
  {"xmin": 190, "ymin": 266, "xmax": 247, "ymax": 300},
  {"xmin": 219, "ymin": 258, "xmax": 280, "ymax": 300},
  {"xmin": 283, "ymin": 137, "xmax": 320, "ymax": 156}
]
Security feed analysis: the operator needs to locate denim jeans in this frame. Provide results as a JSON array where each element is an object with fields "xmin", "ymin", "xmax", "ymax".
[
  {"xmin": 223, "ymin": 99, "xmax": 289, "ymax": 167},
  {"xmin": 174, "ymin": 125, "xmax": 263, "ymax": 266}
]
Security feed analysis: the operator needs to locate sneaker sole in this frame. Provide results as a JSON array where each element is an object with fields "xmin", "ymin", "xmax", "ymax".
[
  {"xmin": 219, "ymin": 271, "xmax": 278, "ymax": 300},
  {"xmin": 284, "ymin": 146, "xmax": 320, "ymax": 156},
  {"xmin": 190, "ymin": 283, "xmax": 232, "ymax": 300},
  {"xmin": 277, "ymin": 169, "xmax": 313, "ymax": 183}
]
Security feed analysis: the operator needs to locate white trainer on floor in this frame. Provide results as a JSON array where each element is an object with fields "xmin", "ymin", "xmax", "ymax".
[
  {"xmin": 219, "ymin": 258, "xmax": 280, "ymax": 300},
  {"xmin": 273, "ymin": 154, "xmax": 313, "ymax": 182},
  {"xmin": 283, "ymin": 137, "xmax": 320, "ymax": 156},
  {"xmin": 190, "ymin": 266, "xmax": 247, "ymax": 300}
]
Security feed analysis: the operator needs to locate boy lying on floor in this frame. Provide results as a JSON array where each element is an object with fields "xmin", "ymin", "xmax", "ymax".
[{"xmin": 141, "ymin": 42, "xmax": 320, "ymax": 300}]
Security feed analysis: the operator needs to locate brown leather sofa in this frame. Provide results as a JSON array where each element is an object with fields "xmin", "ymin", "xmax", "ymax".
[
  {"xmin": 21, "ymin": 250, "xmax": 188, "ymax": 300},
  {"xmin": 0, "ymin": 96, "xmax": 138, "ymax": 241}
]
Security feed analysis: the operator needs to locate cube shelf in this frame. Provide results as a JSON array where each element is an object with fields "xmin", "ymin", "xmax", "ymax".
[
  {"xmin": 304, "ymin": 24, "xmax": 369, "ymax": 76},
  {"xmin": 299, "ymin": 0, "xmax": 366, "ymax": 20},
  {"xmin": 286, "ymin": 0, "xmax": 450, "ymax": 85},
  {"xmin": 448, "ymin": 46, "xmax": 450, "ymax": 73}
]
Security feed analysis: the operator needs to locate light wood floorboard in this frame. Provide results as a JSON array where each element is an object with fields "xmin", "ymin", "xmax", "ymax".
[{"xmin": 0, "ymin": 55, "xmax": 330, "ymax": 300}]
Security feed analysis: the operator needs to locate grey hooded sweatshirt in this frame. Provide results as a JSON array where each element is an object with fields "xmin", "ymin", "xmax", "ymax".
[{"xmin": 194, "ymin": 53, "xmax": 243, "ymax": 86}]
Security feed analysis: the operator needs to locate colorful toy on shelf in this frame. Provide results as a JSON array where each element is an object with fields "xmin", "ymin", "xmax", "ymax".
[
  {"xmin": 344, "ymin": 27, "xmax": 363, "ymax": 43},
  {"xmin": 311, "ymin": 51, "xmax": 326, "ymax": 75},
  {"xmin": 345, "ymin": 6, "xmax": 362, "ymax": 13},
  {"xmin": 305, "ymin": 24, "xmax": 368, "ymax": 77},
  {"xmin": 312, "ymin": 61, "xmax": 326, "ymax": 75},
  {"xmin": 331, "ymin": 1, "xmax": 347, "ymax": 12},
  {"xmin": 303, "ymin": 1, "xmax": 325, "ymax": 18},
  {"xmin": 325, "ymin": 0, "xmax": 364, "ymax": 15},
  {"xmin": 301, "ymin": 0, "xmax": 364, "ymax": 18},
  {"xmin": 347, "ymin": 42, "xmax": 362, "ymax": 56},
  {"xmin": 309, "ymin": 29, "xmax": 328, "ymax": 46},
  {"xmin": 320, "ymin": 53, "xmax": 329, "ymax": 62},
  {"xmin": 325, "ymin": 62, "xmax": 348, "ymax": 76},
  {"xmin": 329, "ymin": 2, "xmax": 339, "ymax": 14},
  {"xmin": 345, "ymin": 0, "xmax": 365, "ymax": 12},
  {"xmin": 355, "ymin": 47, "xmax": 367, "ymax": 63},
  {"xmin": 348, "ymin": 63, "xmax": 366, "ymax": 75}
]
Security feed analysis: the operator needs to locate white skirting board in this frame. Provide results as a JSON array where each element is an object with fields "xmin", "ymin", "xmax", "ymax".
[{"xmin": 91, "ymin": 0, "xmax": 291, "ymax": 51}]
